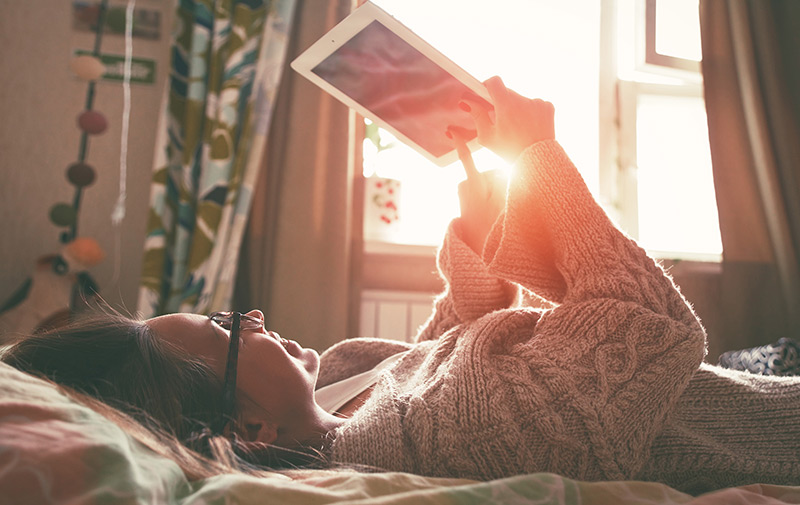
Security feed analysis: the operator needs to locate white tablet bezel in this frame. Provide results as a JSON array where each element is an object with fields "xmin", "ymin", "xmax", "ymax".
[{"xmin": 290, "ymin": 1, "xmax": 491, "ymax": 167}]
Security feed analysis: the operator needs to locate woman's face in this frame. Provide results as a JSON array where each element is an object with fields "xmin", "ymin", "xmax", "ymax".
[{"xmin": 146, "ymin": 310, "xmax": 321, "ymax": 431}]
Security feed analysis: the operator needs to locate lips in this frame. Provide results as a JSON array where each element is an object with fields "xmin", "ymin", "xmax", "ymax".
[
  {"xmin": 267, "ymin": 330, "xmax": 288, "ymax": 347},
  {"xmin": 269, "ymin": 331, "xmax": 300, "ymax": 355},
  {"xmin": 286, "ymin": 340, "xmax": 304, "ymax": 356}
]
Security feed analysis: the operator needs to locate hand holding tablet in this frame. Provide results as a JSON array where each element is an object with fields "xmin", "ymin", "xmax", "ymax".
[
  {"xmin": 460, "ymin": 76, "xmax": 556, "ymax": 163},
  {"xmin": 291, "ymin": 1, "xmax": 493, "ymax": 166}
]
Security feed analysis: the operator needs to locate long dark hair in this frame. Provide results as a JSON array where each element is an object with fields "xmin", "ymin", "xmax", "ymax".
[{"xmin": 1, "ymin": 310, "xmax": 326, "ymax": 479}]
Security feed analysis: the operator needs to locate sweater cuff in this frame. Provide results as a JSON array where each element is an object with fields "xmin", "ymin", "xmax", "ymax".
[
  {"xmin": 482, "ymin": 142, "xmax": 569, "ymax": 303},
  {"xmin": 483, "ymin": 140, "xmax": 624, "ymax": 303},
  {"xmin": 437, "ymin": 218, "xmax": 519, "ymax": 321}
]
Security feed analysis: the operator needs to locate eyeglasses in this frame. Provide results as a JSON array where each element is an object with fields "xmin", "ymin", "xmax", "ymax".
[{"xmin": 208, "ymin": 311, "xmax": 264, "ymax": 434}]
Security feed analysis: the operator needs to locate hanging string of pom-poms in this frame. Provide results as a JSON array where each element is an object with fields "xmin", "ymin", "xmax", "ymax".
[
  {"xmin": 54, "ymin": 0, "xmax": 111, "ymax": 245},
  {"xmin": 53, "ymin": 0, "xmax": 113, "ymax": 311},
  {"xmin": 55, "ymin": 0, "xmax": 137, "ymax": 291}
]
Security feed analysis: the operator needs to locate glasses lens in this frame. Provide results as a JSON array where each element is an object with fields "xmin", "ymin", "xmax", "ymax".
[
  {"xmin": 240, "ymin": 315, "xmax": 264, "ymax": 331},
  {"xmin": 209, "ymin": 312, "xmax": 263, "ymax": 331},
  {"xmin": 210, "ymin": 312, "xmax": 233, "ymax": 330}
]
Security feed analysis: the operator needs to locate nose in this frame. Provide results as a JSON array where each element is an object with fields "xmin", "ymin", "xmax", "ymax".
[{"xmin": 245, "ymin": 309, "xmax": 265, "ymax": 322}]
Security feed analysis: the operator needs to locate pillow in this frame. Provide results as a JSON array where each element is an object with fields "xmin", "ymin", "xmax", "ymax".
[
  {"xmin": 718, "ymin": 338, "xmax": 800, "ymax": 376},
  {"xmin": 0, "ymin": 361, "xmax": 190, "ymax": 503}
]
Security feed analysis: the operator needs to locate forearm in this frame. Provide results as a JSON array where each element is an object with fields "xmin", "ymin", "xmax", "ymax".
[
  {"xmin": 484, "ymin": 140, "xmax": 701, "ymax": 327},
  {"xmin": 414, "ymin": 219, "xmax": 518, "ymax": 343}
]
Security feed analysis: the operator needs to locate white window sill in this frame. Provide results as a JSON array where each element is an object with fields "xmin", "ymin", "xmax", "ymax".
[
  {"xmin": 363, "ymin": 240, "xmax": 437, "ymax": 257},
  {"xmin": 649, "ymin": 250, "xmax": 722, "ymax": 264}
]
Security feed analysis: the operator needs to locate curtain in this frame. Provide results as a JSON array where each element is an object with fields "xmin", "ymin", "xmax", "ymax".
[
  {"xmin": 700, "ymin": 0, "xmax": 800, "ymax": 349},
  {"xmin": 233, "ymin": 0, "xmax": 359, "ymax": 352},
  {"xmin": 138, "ymin": 0, "xmax": 297, "ymax": 317}
]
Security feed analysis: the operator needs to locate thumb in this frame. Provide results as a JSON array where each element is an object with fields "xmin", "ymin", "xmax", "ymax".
[{"xmin": 483, "ymin": 76, "xmax": 509, "ymax": 110}]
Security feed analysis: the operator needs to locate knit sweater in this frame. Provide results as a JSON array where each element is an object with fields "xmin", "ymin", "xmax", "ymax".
[{"xmin": 319, "ymin": 140, "xmax": 800, "ymax": 494}]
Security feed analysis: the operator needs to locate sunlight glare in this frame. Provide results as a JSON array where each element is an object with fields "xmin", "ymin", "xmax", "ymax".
[
  {"xmin": 636, "ymin": 94, "xmax": 722, "ymax": 258},
  {"xmin": 366, "ymin": 0, "xmax": 600, "ymax": 246},
  {"xmin": 655, "ymin": 0, "xmax": 702, "ymax": 62}
]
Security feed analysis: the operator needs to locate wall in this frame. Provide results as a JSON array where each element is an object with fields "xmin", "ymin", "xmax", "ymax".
[{"xmin": 0, "ymin": 0, "xmax": 173, "ymax": 315}]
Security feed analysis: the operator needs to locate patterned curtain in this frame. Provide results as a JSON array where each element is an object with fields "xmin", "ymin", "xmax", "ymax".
[{"xmin": 138, "ymin": 0, "xmax": 296, "ymax": 317}]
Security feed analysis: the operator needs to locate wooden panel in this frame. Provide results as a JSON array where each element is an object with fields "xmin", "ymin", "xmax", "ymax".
[{"xmin": 362, "ymin": 252, "xmax": 443, "ymax": 293}]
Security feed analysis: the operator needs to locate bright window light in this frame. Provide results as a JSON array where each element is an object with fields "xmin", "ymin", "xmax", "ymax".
[
  {"xmin": 635, "ymin": 94, "xmax": 721, "ymax": 258},
  {"xmin": 614, "ymin": 0, "xmax": 720, "ymax": 260},
  {"xmin": 365, "ymin": 0, "xmax": 600, "ymax": 246},
  {"xmin": 363, "ymin": 0, "xmax": 719, "ymax": 261},
  {"xmin": 655, "ymin": 0, "xmax": 702, "ymax": 61}
]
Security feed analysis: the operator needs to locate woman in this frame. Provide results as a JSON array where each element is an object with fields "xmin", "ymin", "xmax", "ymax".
[{"xmin": 4, "ymin": 77, "xmax": 800, "ymax": 494}]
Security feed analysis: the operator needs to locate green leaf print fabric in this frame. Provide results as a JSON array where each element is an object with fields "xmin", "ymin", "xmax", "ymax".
[{"xmin": 138, "ymin": 0, "xmax": 296, "ymax": 317}]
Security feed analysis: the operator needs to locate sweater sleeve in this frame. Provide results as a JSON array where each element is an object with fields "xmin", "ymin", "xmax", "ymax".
[
  {"xmin": 477, "ymin": 140, "xmax": 707, "ymax": 480},
  {"xmin": 414, "ymin": 218, "xmax": 519, "ymax": 343},
  {"xmin": 483, "ymin": 140, "xmax": 702, "ymax": 327}
]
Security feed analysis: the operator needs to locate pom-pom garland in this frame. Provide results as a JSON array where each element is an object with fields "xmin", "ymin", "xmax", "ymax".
[
  {"xmin": 77, "ymin": 110, "xmax": 108, "ymax": 135},
  {"xmin": 52, "ymin": 0, "xmax": 111, "ymax": 246},
  {"xmin": 66, "ymin": 162, "xmax": 97, "ymax": 187},
  {"xmin": 70, "ymin": 54, "xmax": 106, "ymax": 81},
  {"xmin": 49, "ymin": 203, "xmax": 77, "ymax": 227}
]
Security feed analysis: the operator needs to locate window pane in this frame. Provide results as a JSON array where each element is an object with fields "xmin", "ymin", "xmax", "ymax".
[
  {"xmin": 363, "ymin": 122, "xmax": 510, "ymax": 245},
  {"xmin": 655, "ymin": 0, "xmax": 702, "ymax": 62},
  {"xmin": 636, "ymin": 94, "xmax": 722, "ymax": 257},
  {"xmin": 363, "ymin": 125, "xmax": 460, "ymax": 245}
]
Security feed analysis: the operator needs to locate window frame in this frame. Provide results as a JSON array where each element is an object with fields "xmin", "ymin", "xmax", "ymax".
[
  {"xmin": 616, "ymin": 79, "xmax": 719, "ymax": 261},
  {"xmin": 643, "ymin": 0, "xmax": 701, "ymax": 74},
  {"xmin": 601, "ymin": 0, "xmax": 719, "ymax": 261},
  {"xmin": 360, "ymin": 0, "xmax": 717, "ymax": 261}
]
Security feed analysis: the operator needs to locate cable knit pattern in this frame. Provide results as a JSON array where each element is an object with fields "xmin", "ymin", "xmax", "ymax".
[
  {"xmin": 415, "ymin": 219, "xmax": 520, "ymax": 343},
  {"xmin": 637, "ymin": 363, "xmax": 800, "ymax": 493},
  {"xmin": 324, "ymin": 141, "xmax": 800, "ymax": 493}
]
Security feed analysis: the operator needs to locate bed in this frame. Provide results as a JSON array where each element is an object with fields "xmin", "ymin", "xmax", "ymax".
[{"xmin": 2, "ymin": 360, "xmax": 799, "ymax": 505}]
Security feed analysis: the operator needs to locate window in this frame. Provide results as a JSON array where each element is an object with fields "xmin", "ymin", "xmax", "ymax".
[
  {"xmin": 362, "ymin": 0, "xmax": 721, "ymax": 261},
  {"xmin": 613, "ymin": 0, "xmax": 722, "ymax": 260},
  {"xmin": 645, "ymin": 0, "xmax": 702, "ymax": 72},
  {"xmin": 363, "ymin": 0, "xmax": 600, "ymax": 249}
]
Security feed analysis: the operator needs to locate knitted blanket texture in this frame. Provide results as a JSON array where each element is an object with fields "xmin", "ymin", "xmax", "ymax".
[{"xmin": 320, "ymin": 141, "xmax": 800, "ymax": 494}]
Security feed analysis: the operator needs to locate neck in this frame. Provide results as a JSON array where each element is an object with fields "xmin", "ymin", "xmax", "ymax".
[{"xmin": 276, "ymin": 404, "xmax": 346, "ymax": 453}]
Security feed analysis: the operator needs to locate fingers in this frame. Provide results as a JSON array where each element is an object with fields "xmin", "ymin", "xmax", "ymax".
[
  {"xmin": 457, "ymin": 76, "xmax": 508, "ymax": 149},
  {"xmin": 483, "ymin": 76, "xmax": 518, "ymax": 120},
  {"xmin": 483, "ymin": 76, "xmax": 509, "ymax": 111},
  {"xmin": 458, "ymin": 76, "xmax": 556, "ymax": 163},
  {"xmin": 459, "ymin": 97, "xmax": 494, "ymax": 141},
  {"xmin": 447, "ymin": 126, "xmax": 479, "ymax": 181}
]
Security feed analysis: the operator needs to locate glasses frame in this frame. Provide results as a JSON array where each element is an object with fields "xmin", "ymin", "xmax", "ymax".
[{"xmin": 208, "ymin": 311, "xmax": 264, "ymax": 434}]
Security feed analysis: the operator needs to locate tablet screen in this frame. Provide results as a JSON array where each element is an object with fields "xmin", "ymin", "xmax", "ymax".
[{"xmin": 311, "ymin": 20, "xmax": 491, "ymax": 159}]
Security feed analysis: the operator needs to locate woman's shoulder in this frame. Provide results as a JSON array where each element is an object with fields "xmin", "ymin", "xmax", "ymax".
[{"xmin": 317, "ymin": 338, "xmax": 414, "ymax": 389}]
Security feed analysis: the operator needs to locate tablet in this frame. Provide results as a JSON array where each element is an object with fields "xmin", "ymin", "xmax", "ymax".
[{"xmin": 290, "ymin": 1, "xmax": 492, "ymax": 166}]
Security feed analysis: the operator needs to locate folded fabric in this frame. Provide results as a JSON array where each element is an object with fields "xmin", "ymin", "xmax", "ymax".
[{"xmin": 718, "ymin": 338, "xmax": 800, "ymax": 376}]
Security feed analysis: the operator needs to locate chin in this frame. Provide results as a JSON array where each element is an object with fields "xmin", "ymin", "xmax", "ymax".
[{"xmin": 303, "ymin": 347, "xmax": 320, "ymax": 375}]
